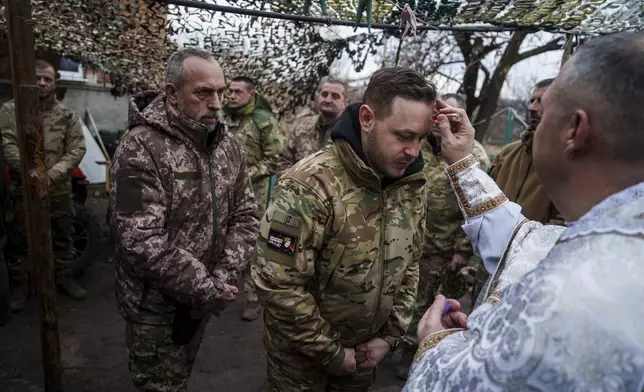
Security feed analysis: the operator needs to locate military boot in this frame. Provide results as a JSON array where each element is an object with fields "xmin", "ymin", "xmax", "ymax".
[
  {"xmin": 57, "ymin": 276, "xmax": 87, "ymax": 300},
  {"xmin": 9, "ymin": 282, "xmax": 29, "ymax": 312},
  {"xmin": 241, "ymin": 301, "xmax": 262, "ymax": 322},
  {"xmin": 395, "ymin": 346, "xmax": 417, "ymax": 380}
]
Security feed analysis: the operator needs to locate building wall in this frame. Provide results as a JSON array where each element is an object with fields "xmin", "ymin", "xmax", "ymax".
[{"xmin": 60, "ymin": 83, "xmax": 129, "ymax": 132}]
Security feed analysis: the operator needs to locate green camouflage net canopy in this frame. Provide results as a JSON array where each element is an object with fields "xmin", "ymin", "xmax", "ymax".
[
  {"xmin": 2, "ymin": 0, "xmax": 642, "ymax": 115},
  {"xmin": 218, "ymin": 0, "xmax": 644, "ymax": 34},
  {"xmin": 165, "ymin": 0, "xmax": 644, "ymax": 115}
]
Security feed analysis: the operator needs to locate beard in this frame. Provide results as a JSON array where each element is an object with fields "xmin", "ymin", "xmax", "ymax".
[{"xmin": 177, "ymin": 101, "xmax": 219, "ymax": 132}]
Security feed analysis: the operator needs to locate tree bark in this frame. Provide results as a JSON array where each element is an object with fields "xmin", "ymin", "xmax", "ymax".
[
  {"xmin": 5, "ymin": 1, "xmax": 63, "ymax": 391},
  {"xmin": 474, "ymin": 31, "xmax": 527, "ymax": 141}
]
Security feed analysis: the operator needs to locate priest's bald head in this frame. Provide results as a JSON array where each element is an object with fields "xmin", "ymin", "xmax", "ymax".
[{"xmin": 533, "ymin": 32, "xmax": 644, "ymax": 222}]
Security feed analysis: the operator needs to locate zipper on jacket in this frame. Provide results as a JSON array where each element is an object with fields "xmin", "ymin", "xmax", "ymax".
[
  {"xmin": 371, "ymin": 191, "xmax": 387, "ymax": 331},
  {"xmin": 206, "ymin": 156, "xmax": 217, "ymax": 255},
  {"xmin": 204, "ymin": 131, "xmax": 217, "ymax": 268}
]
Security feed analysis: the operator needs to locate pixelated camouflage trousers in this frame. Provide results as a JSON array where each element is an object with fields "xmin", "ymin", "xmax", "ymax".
[
  {"xmin": 6, "ymin": 194, "xmax": 75, "ymax": 284},
  {"xmin": 125, "ymin": 317, "xmax": 209, "ymax": 392},
  {"xmin": 266, "ymin": 351, "xmax": 376, "ymax": 392},
  {"xmin": 401, "ymin": 253, "xmax": 480, "ymax": 348}
]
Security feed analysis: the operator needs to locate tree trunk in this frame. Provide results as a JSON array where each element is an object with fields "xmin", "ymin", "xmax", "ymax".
[{"xmin": 474, "ymin": 31, "xmax": 527, "ymax": 142}]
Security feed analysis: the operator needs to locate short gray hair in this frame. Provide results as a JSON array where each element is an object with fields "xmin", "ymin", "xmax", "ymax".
[
  {"xmin": 557, "ymin": 32, "xmax": 644, "ymax": 164},
  {"xmin": 165, "ymin": 48, "xmax": 215, "ymax": 87}
]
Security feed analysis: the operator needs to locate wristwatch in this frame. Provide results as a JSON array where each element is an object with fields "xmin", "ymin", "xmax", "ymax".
[{"xmin": 380, "ymin": 335, "xmax": 400, "ymax": 351}]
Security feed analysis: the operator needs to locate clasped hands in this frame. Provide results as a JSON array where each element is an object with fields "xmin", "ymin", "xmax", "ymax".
[
  {"xmin": 328, "ymin": 337, "xmax": 391, "ymax": 376},
  {"xmin": 190, "ymin": 282, "xmax": 238, "ymax": 319}
]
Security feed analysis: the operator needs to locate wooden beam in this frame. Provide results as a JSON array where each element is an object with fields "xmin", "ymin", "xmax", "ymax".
[{"xmin": 5, "ymin": 1, "xmax": 63, "ymax": 391}]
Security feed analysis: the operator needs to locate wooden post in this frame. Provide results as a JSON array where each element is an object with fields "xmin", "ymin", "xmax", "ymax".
[{"xmin": 5, "ymin": 1, "xmax": 64, "ymax": 391}]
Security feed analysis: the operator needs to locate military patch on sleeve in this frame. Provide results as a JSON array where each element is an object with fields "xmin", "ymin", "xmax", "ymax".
[
  {"xmin": 267, "ymin": 229, "xmax": 298, "ymax": 256},
  {"xmin": 272, "ymin": 210, "xmax": 301, "ymax": 229},
  {"xmin": 115, "ymin": 170, "xmax": 144, "ymax": 213}
]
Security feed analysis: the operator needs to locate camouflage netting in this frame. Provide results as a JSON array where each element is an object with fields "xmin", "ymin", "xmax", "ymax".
[
  {"xmin": 2, "ymin": 0, "xmax": 643, "ymax": 115},
  {"xmin": 0, "ymin": 0, "xmax": 177, "ymax": 94},
  {"xmin": 222, "ymin": 0, "xmax": 644, "ymax": 34},
  {"xmin": 169, "ymin": 4, "xmax": 382, "ymax": 115},
  {"xmin": 165, "ymin": 0, "xmax": 644, "ymax": 115}
]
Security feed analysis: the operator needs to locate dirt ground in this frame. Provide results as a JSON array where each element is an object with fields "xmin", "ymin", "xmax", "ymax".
[{"xmin": 0, "ymin": 197, "xmax": 409, "ymax": 392}]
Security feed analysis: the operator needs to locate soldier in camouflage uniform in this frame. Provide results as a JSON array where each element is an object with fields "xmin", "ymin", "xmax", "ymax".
[
  {"xmin": 110, "ymin": 49, "xmax": 259, "ymax": 392},
  {"xmin": 277, "ymin": 78, "xmax": 349, "ymax": 175},
  {"xmin": 1, "ymin": 60, "xmax": 87, "ymax": 310},
  {"xmin": 395, "ymin": 93, "xmax": 490, "ymax": 379},
  {"xmin": 224, "ymin": 75, "xmax": 284, "ymax": 321},
  {"xmin": 252, "ymin": 68, "xmax": 437, "ymax": 391}
]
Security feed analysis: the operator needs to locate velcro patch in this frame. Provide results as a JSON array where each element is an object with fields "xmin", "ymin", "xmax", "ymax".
[
  {"xmin": 267, "ymin": 229, "xmax": 298, "ymax": 256},
  {"xmin": 173, "ymin": 171, "xmax": 201, "ymax": 180},
  {"xmin": 272, "ymin": 210, "xmax": 301, "ymax": 229},
  {"xmin": 115, "ymin": 170, "xmax": 144, "ymax": 213}
]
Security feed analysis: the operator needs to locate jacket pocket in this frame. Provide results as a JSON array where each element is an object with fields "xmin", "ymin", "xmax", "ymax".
[{"xmin": 319, "ymin": 243, "xmax": 346, "ymax": 302}]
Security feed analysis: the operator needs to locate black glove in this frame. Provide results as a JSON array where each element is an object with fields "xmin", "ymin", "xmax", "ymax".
[{"xmin": 171, "ymin": 305, "xmax": 204, "ymax": 345}]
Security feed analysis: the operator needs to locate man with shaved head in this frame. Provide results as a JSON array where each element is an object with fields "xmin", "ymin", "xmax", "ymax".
[
  {"xmin": 110, "ymin": 48, "xmax": 259, "ymax": 391},
  {"xmin": 404, "ymin": 31, "xmax": 644, "ymax": 391}
]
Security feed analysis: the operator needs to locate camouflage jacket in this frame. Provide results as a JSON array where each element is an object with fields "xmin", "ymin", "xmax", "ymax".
[
  {"xmin": 110, "ymin": 91, "xmax": 259, "ymax": 325},
  {"xmin": 277, "ymin": 114, "xmax": 336, "ymax": 175},
  {"xmin": 224, "ymin": 100, "xmax": 284, "ymax": 209},
  {"xmin": 422, "ymin": 137, "xmax": 490, "ymax": 257},
  {"xmin": 0, "ymin": 97, "xmax": 86, "ymax": 196},
  {"xmin": 252, "ymin": 103, "xmax": 425, "ymax": 369}
]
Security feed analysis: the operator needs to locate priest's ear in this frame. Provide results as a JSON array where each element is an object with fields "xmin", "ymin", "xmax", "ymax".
[{"xmin": 563, "ymin": 109, "xmax": 591, "ymax": 157}]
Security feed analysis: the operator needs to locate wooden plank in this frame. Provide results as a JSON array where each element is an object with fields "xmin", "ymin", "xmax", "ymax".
[{"xmin": 5, "ymin": 1, "xmax": 64, "ymax": 391}]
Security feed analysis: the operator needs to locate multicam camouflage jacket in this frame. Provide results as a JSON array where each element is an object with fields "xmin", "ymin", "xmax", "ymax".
[
  {"xmin": 421, "ymin": 137, "xmax": 490, "ymax": 257},
  {"xmin": 277, "ymin": 114, "xmax": 336, "ymax": 176},
  {"xmin": 0, "ymin": 97, "xmax": 86, "ymax": 196},
  {"xmin": 252, "ymin": 103, "xmax": 425, "ymax": 370},
  {"xmin": 110, "ymin": 91, "xmax": 259, "ymax": 325},
  {"xmin": 224, "ymin": 99, "xmax": 284, "ymax": 210}
]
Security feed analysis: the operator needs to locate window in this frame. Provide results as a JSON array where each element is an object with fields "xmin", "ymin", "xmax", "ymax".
[{"xmin": 58, "ymin": 57, "xmax": 86, "ymax": 81}]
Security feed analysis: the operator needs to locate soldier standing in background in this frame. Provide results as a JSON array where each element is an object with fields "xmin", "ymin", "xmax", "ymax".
[
  {"xmin": 110, "ymin": 48, "xmax": 259, "ymax": 392},
  {"xmin": 1, "ymin": 60, "xmax": 87, "ymax": 310},
  {"xmin": 277, "ymin": 78, "xmax": 349, "ymax": 175},
  {"xmin": 224, "ymin": 75, "xmax": 284, "ymax": 322},
  {"xmin": 396, "ymin": 93, "xmax": 490, "ymax": 379},
  {"xmin": 488, "ymin": 79, "xmax": 563, "ymax": 224},
  {"xmin": 253, "ymin": 67, "xmax": 436, "ymax": 391}
]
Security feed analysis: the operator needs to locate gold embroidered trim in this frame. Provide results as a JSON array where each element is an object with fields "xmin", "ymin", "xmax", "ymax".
[
  {"xmin": 485, "ymin": 290, "xmax": 503, "ymax": 306},
  {"xmin": 446, "ymin": 155, "xmax": 508, "ymax": 219},
  {"xmin": 445, "ymin": 154, "xmax": 477, "ymax": 178},
  {"xmin": 414, "ymin": 329, "xmax": 459, "ymax": 362}
]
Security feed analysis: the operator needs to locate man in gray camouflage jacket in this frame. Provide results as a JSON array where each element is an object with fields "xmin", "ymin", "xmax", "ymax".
[{"xmin": 109, "ymin": 48, "xmax": 259, "ymax": 392}]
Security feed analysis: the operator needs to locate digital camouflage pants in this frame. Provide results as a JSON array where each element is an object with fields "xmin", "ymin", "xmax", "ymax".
[
  {"xmin": 125, "ymin": 317, "xmax": 209, "ymax": 392},
  {"xmin": 402, "ymin": 253, "xmax": 479, "ymax": 349},
  {"xmin": 6, "ymin": 194, "xmax": 75, "ymax": 284},
  {"xmin": 266, "ymin": 351, "xmax": 376, "ymax": 392}
]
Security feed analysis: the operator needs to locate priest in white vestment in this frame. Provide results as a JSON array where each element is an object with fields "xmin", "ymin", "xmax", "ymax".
[{"xmin": 404, "ymin": 31, "xmax": 644, "ymax": 391}]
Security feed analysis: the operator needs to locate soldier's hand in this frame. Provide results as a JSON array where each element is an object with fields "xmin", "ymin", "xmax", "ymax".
[
  {"xmin": 327, "ymin": 348, "xmax": 357, "ymax": 376},
  {"xmin": 448, "ymin": 252, "xmax": 469, "ymax": 271},
  {"xmin": 417, "ymin": 295, "xmax": 468, "ymax": 343},
  {"xmin": 355, "ymin": 338, "xmax": 390, "ymax": 369},
  {"xmin": 220, "ymin": 283, "xmax": 238, "ymax": 300},
  {"xmin": 432, "ymin": 99, "xmax": 475, "ymax": 165}
]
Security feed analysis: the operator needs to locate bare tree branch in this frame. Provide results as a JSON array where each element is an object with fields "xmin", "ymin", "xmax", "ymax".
[
  {"xmin": 512, "ymin": 38, "xmax": 563, "ymax": 65},
  {"xmin": 480, "ymin": 64, "xmax": 491, "ymax": 92}
]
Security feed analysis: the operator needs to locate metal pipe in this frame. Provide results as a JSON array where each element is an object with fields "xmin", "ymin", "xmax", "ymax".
[{"xmin": 152, "ymin": 0, "xmax": 538, "ymax": 33}]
